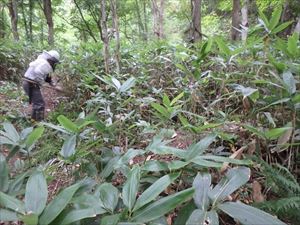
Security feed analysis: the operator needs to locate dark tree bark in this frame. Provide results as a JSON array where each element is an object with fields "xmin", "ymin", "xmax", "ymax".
[
  {"xmin": 8, "ymin": 0, "xmax": 19, "ymax": 41},
  {"xmin": 231, "ymin": 0, "xmax": 241, "ymax": 41},
  {"xmin": 151, "ymin": 0, "xmax": 164, "ymax": 39},
  {"xmin": 110, "ymin": 0, "xmax": 121, "ymax": 73},
  {"xmin": 29, "ymin": 0, "xmax": 34, "ymax": 42},
  {"xmin": 0, "ymin": 3, "xmax": 6, "ymax": 38},
  {"xmin": 100, "ymin": 0, "xmax": 110, "ymax": 73},
  {"xmin": 190, "ymin": 0, "xmax": 202, "ymax": 43},
  {"xmin": 43, "ymin": 0, "xmax": 54, "ymax": 45},
  {"xmin": 20, "ymin": 0, "xmax": 30, "ymax": 40}
]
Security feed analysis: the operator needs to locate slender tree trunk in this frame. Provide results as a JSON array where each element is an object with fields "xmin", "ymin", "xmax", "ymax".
[
  {"xmin": 231, "ymin": 0, "xmax": 241, "ymax": 41},
  {"xmin": 0, "ymin": 3, "xmax": 6, "ymax": 38},
  {"xmin": 295, "ymin": 17, "xmax": 300, "ymax": 34},
  {"xmin": 74, "ymin": 0, "xmax": 98, "ymax": 42},
  {"xmin": 151, "ymin": 0, "xmax": 164, "ymax": 39},
  {"xmin": 8, "ymin": 0, "xmax": 19, "ymax": 41},
  {"xmin": 190, "ymin": 0, "xmax": 202, "ymax": 42},
  {"xmin": 29, "ymin": 0, "xmax": 34, "ymax": 42},
  {"xmin": 43, "ymin": 0, "xmax": 54, "ymax": 45},
  {"xmin": 100, "ymin": 0, "xmax": 110, "ymax": 73},
  {"xmin": 135, "ymin": 0, "xmax": 145, "ymax": 40},
  {"xmin": 20, "ymin": 0, "xmax": 30, "ymax": 41},
  {"xmin": 143, "ymin": 0, "xmax": 148, "ymax": 40},
  {"xmin": 110, "ymin": 0, "xmax": 121, "ymax": 74},
  {"xmin": 241, "ymin": 0, "xmax": 249, "ymax": 42}
]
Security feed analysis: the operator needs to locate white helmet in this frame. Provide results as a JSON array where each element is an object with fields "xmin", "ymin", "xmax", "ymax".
[{"xmin": 45, "ymin": 50, "xmax": 60, "ymax": 62}]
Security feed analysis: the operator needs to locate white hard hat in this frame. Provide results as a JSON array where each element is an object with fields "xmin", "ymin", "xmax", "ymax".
[{"xmin": 45, "ymin": 50, "xmax": 60, "ymax": 62}]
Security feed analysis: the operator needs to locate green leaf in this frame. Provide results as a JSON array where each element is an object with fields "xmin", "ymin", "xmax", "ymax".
[
  {"xmin": 120, "ymin": 77, "xmax": 136, "ymax": 93},
  {"xmin": 0, "ymin": 154, "xmax": 9, "ymax": 192},
  {"xmin": 97, "ymin": 183, "xmax": 119, "ymax": 213},
  {"xmin": 193, "ymin": 173, "xmax": 211, "ymax": 211},
  {"xmin": 271, "ymin": 21, "xmax": 293, "ymax": 34},
  {"xmin": 200, "ymin": 155, "xmax": 252, "ymax": 165},
  {"xmin": 151, "ymin": 103, "xmax": 170, "ymax": 119},
  {"xmin": 8, "ymin": 172, "xmax": 29, "ymax": 196},
  {"xmin": 186, "ymin": 209, "xmax": 219, "ymax": 225},
  {"xmin": 282, "ymin": 71, "xmax": 296, "ymax": 95},
  {"xmin": 258, "ymin": 98, "xmax": 291, "ymax": 111},
  {"xmin": 243, "ymin": 124, "xmax": 266, "ymax": 139},
  {"xmin": 170, "ymin": 92, "xmax": 184, "ymax": 106},
  {"xmin": 60, "ymin": 135, "xmax": 77, "ymax": 158},
  {"xmin": 186, "ymin": 134, "xmax": 216, "ymax": 160},
  {"xmin": 3, "ymin": 122, "xmax": 20, "ymax": 142},
  {"xmin": 0, "ymin": 136, "xmax": 15, "ymax": 145},
  {"xmin": 209, "ymin": 167, "xmax": 251, "ymax": 203},
  {"xmin": 142, "ymin": 161, "xmax": 168, "ymax": 172},
  {"xmin": 101, "ymin": 214, "xmax": 120, "ymax": 225},
  {"xmin": 162, "ymin": 94, "xmax": 171, "ymax": 107},
  {"xmin": 21, "ymin": 213, "xmax": 38, "ymax": 225},
  {"xmin": 25, "ymin": 126, "xmax": 44, "ymax": 148},
  {"xmin": 233, "ymin": 84, "xmax": 259, "ymax": 101},
  {"xmin": 287, "ymin": 32, "xmax": 299, "ymax": 57},
  {"xmin": 39, "ymin": 182, "xmax": 82, "ymax": 225},
  {"xmin": 100, "ymin": 156, "xmax": 120, "ymax": 178},
  {"xmin": 258, "ymin": 10, "xmax": 270, "ymax": 31},
  {"xmin": 0, "ymin": 191, "xmax": 25, "ymax": 214},
  {"xmin": 173, "ymin": 202, "xmax": 196, "ymax": 225},
  {"xmin": 122, "ymin": 166, "xmax": 140, "ymax": 212},
  {"xmin": 218, "ymin": 201, "xmax": 287, "ymax": 225},
  {"xmin": 57, "ymin": 115, "xmax": 78, "ymax": 133},
  {"xmin": 25, "ymin": 171, "xmax": 48, "ymax": 216},
  {"xmin": 215, "ymin": 37, "xmax": 231, "ymax": 57},
  {"xmin": 132, "ymin": 188, "xmax": 194, "ymax": 223},
  {"xmin": 133, "ymin": 173, "xmax": 180, "ymax": 212},
  {"xmin": 265, "ymin": 127, "xmax": 292, "ymax": 140},
  {"xmin": 60, "ymin": 208, "xmax": 99, "ymax": 225},
  {"xmin": 269, "ymin": 7, "xmax": 282, "ymax": 31},
  {"xmin": 191, "ymin": 158, "xmax": 223, "ymax": 168},
  {"xmin": 0, "ymin": 209, "xmax": 19, "ymax": 221},
  {"xmin": 111, "ymin": 77, "xmax": 121, "ymax": 90}
]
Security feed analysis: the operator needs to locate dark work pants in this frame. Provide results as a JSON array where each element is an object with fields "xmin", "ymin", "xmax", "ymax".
[{"xmin": 23, "ymin": 80, "xmax": 45, "ymax": 121}]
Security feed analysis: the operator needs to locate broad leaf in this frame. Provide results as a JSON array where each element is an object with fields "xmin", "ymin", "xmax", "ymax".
[
  {"xmin": 287, "ymin": 32, "xmax": 299, "ymax": 57},
  {"xmin": 191, "ymin": 158, "xmax": 223, "ymax": 168},
  {"xmin": 25, "ymin": 126, "xmax": 44, "ymax": 148},
  {"xmin": 3, "ymin": 122, "xmax": 20, "ymax": 142},
  {"xmin": 282, "ymin": 71, "xmax": 296, "ymax": 95},
  {"xmin": 111, "ymin": 77, "xmax": 121, "ymax": 90},
  {"xmin": 193, "ymin": 173, "xmax": 211, "ymax": 210},
  {"xmin": 271, "ymin": 21, "xmax": 293, "ymax": 34},
  {"xmin": 0, "ymin": 209, "xmax": 19, "ymax": 221},
  {"xmin": 218, "ymin": 201, "xmax": 287, "ymax": 225},
  {"xmin": 97, "ymin": 183, "xmax": 119, "ymax": 213},
  {"xmin": 133, "ymin": 173, "xmax": 180, "ymax": 212},
  {"xmin": 132, "ymin": 188, "xmax": 194, "ymax": 223},
  {"xmin": 122, "ymin": 166, "xmax": 140, "ymax": 211},
  {"xmin": 21, "ymin": 213, "xmax": 38, "ymax": 225},
  {"xmin": 25, "ymin": 171, "xmax": 48, "ymax": 215},
  {"xmin": 60, "ymin": 208, "xmax": 99, "ymax": 225},
  {"xmin": 186, "ymin": 134, "xmax": 216, "ymax": 160},
  {"xmin": 39, "ymin": 182, "xmax": 82, "ymax": 225},
  {"xmin": 186, "ymin": 209, "xmax": 219, "ymax": 225},
  {"xmin": 0, "ymin": 154, "xmax": 9, "ymax": 192},
  {"xmin": 60, "ymin": 135, "xmax": 77, "ymax": 158},
  {"xmin": 209, "ymin": 167, "xmax": 250, "ymax": 203},
  {"xmin": 0, "ymin": 191, "xmax": 25, "ymax": 214},
  {"xmin": 199, "ymin": 155, "xmax": 252, "ymax": 165},
  {"xmin": 269, "ymin": 7, "xmax": 282, "ymax": 31},
  {"xmin": 120, "ymin": 77, "xmax": 136, "ymax": 93},
  {"xmin": 265, "ymin": 127, "xmax": 292, "ymax": 140},
  {"xmin": 57, "ymin": 115, "xmax": 78, "ymax": 133}
]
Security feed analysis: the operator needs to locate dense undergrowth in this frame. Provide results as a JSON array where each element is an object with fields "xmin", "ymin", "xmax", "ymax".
[{"xmin": 0, "ymin": 10, "xmax": 299, "ymax": 225}]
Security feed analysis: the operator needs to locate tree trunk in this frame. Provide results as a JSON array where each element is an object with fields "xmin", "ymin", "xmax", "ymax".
[
  {"xmin": 20, "ymin": 0, "xmax": 30, "ymax": 41},
  {"xmin": 190, "ymin": 0, "xmax": 202, "ymax": 43},
  {"xmin": 110, "ymin": 0, "xmax": 121, "ymax": 74},
  {"xmin": 8, "ymin": 0, "xmax": 19, "ymax": 41},
  {"xmin": 295, "ymin": 17, "xmax": 300, "ymax": 34},
  {"xmin": 231, "ymin": 0, "xmax": 241, "ymax": 41},
  {"xmin": 151, "ymin": 0, "xmax": 164, "ymax": 39},
  {"xmin": 0, "ymin": 3, "xmax": 6, "ymax": 38},
  {"xmin": 100, "ymin": 0, "xmax": 110, "ymax": 73},
  {"xmin": 135, "ymin": 0, "xmax": 146, "ymax": 40},
  {"xmin": 29, "ymin": 0, "xmax": 34, "ymax": 42},
  {"xmin": 241, "ymin": 0, "xmax": 249, "ymax": 42},
  {"xmin": 280, "ymin": 0, "xmax": 294, "ymax": 36},
  {"xmin": 43, "ymin": 0, "xmax": 54, "ymax": 45},
  {"xmin": 143, "ymin": 0, "xmax": 148, "ymax": 40}
]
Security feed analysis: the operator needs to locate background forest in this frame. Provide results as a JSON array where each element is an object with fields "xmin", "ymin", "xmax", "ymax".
[{"xmin": 0, "ymin": 0, "xmax": 299, "ymax": 225}]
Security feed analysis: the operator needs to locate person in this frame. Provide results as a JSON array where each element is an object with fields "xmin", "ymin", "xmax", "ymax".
[{"xmin": 23, "ymin": 50, "xmax": 60, "ymax": 121}]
